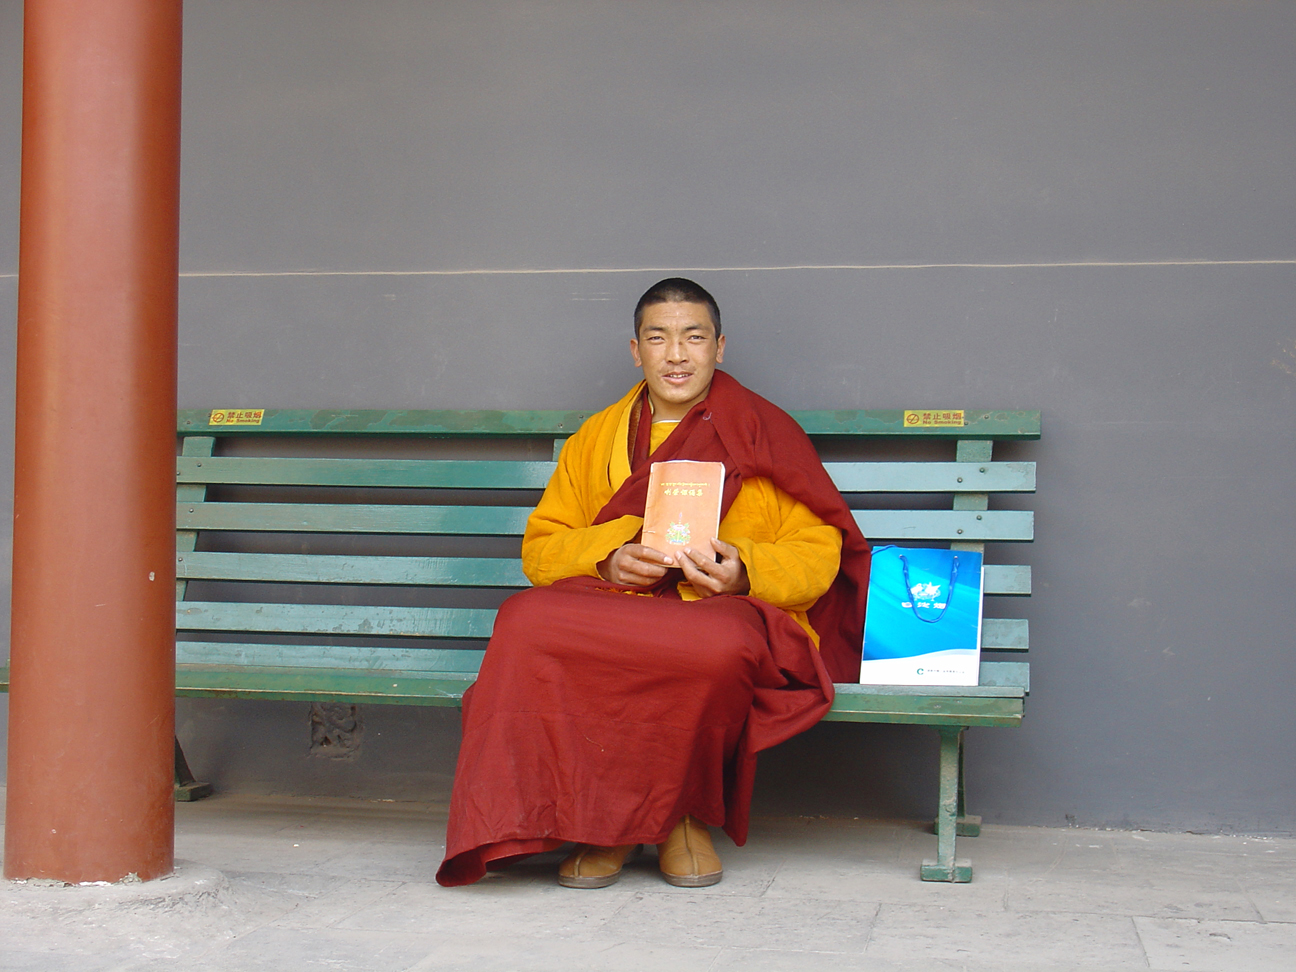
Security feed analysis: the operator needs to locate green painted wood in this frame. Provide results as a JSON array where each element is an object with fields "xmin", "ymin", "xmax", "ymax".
[
  {"xmin": 979, "ymin": 661, "xmax": 1030, "ymax": 691},
  {"xmin": 982, "ymin": 565, "xmax": 1031, "ymax": 595},
  {"xmin": 179, "ymin": 408, "xmax": 1041, "ymax": 440},
  {"xmin": 178, "ymin": 456, "xmax": 1035, "ymax": 494},
  {"xmin": 169, "ymin": 652, "xmax": 1026, "ymax": 691},
  {"xmin": 982, "ymin": 618, "xmax": 1029, "ymax": 651},
  {"xmin": 177, "ymin": 456, "xmax": 555, "ymax": 489},
  {"xmin": 179, "ymin": 548, "xmax": 1026, "ymax": 597},
  {"xmin": 853, "ymin": 509, "xmax": 1034, "ymax": 541},
  {"xmin": 823, "ymin": 692, "xmax": 1022, "ymax": 727},
  {"xmin": 952, "ymin": 492, "xmax": 990, "ymax": 511},
  {"xmin": 176, "ymin": 437, "xmax": 215, "ymax": 600},
  {"xmin": 174, "ymin": 666, "xmax": 474, "ymax": 706},
  {"xmin": 171, "ymin": 669, "xmax": 1023, "ymax": 720},
  {"xmin": 176, "ymin": 606, "xmax": 1021, "ymax": 649},
  {"xmin": 178, "ymin": 409, "xmax": 595, "ymax": 437},
  {"xmin": 955, "ymin": 439, "xmax": 995, "ymax": 463},
  {"xmin": 177, "ymin": 602, "xmax": 496, "ymax": 639},
  {"xmin": 178, "ymin": 502, "xmax": 532, "ymax": 535},
  {"xmin": 826, "ymin": 462, "xmax": 1035, "ymax": 493},
  {"xmin": 177, "ymin": 551, "xmax": 529, "ymax": 587},
  {"xmin": 923, "ymin": 726, "xmax": 973, "ymax": 882},
  {"xmin": 0, "ymin": 665, "xmax": 8, "ymax": 692},
  {"xmin": 176, "ymin": 641, "xmax": 484, "ymax": 673}
]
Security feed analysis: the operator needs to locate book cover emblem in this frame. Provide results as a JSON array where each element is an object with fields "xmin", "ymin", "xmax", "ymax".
[{"xmin": 664, "ymin": 516, "xmax": 691, "ymax": 547}]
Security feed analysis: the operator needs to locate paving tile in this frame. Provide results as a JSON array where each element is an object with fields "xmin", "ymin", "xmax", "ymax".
[
  {"xmin": 864, "ymin": 905, "xmax": 1149, "ymax": 969},
  {"xmin": 225, "ymin": 872, "xmax": 408, "ymax": 929},
  {"xmin": 1240, "ymin": 869, "xmax": 1296, "ymax": 923},
  {"xmin": 296, "ymin": 838, "xmax": 444, "ymax": 884},
  {"xmin": 332, "ymin": 878, "xmax": 638, "ymax": 942},
  {"xmin": 766, "ymin": 855, "xmax": 1011, "ymax": 910},
  {"xmin": 175, "ymin": 830, "xmax": 370, "ymax": 874},
  {"xmin": 174, "ymin": 926, "xmax": 440, "ymax": 972},
  {"xmin": 1008, "ymin": 869, "xmax": 1262, "ymax": 921},
  {"xmin": 398, "ymin": 937, "xmax": 720, "ymax": 972},
  {"xmin": 1136, "ymin": 916, "xmax": 1296, "ymax": 971},
  {"xmin": 709, "ymin": 946, "xmax": 962, "ymax": 971},
  {"xmin": 596, "ymin": 891, "xmax": 876, "ymax": 952}
]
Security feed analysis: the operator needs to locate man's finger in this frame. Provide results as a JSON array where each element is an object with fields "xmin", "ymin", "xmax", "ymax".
[
  {"xmin": 709, "ymin": 537, "xmax": 739, "ymax": 561},
  {"xmin": 630, "ymin": 543, "xmax": 675, "ymax": 566}
]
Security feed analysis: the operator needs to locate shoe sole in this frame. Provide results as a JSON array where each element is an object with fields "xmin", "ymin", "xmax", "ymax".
[
  {"xmin": 661, "ymin": 870, "xmax": 722, "ymax": 888},
  {"xmin": 558, "ymin": 844, "xmax": 641, "ymax": 889}
]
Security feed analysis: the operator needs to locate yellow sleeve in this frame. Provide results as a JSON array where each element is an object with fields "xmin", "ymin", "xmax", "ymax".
[
  {"xmin": 521, "ymin": 424, "xmax": 642, "ymax": 587},
  {"xmin": 717, "ymin": 477, "xmax": 842, "ymax": 614}
]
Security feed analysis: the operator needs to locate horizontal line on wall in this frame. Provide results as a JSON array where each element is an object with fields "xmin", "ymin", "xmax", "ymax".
[
  {"xmin": 176, "ymin": 258, "xmax": 1295, "ymax": 277},
  {"xmin": 1, "ymin": 258, "xmax": 1291, "ymax": 282}
]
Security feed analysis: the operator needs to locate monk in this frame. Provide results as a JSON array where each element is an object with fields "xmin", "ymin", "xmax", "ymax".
[{"xmin": 436, "ymin": 278, "xmax": 870, "ymax": 889}]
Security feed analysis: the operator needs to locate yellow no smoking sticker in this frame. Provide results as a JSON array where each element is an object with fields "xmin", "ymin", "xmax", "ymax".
[
  {"xmin": 903, "ymin": 410, "xmax": 965, "ymax": 428},
  {"xmin": 208, "ymin": 409, "xmax": 265, "ymax": 426}
]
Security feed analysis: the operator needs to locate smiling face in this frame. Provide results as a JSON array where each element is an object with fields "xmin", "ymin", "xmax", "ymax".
[{"xmin": 630, "ymin": 301, "xmax": 726, "ymax": 421}]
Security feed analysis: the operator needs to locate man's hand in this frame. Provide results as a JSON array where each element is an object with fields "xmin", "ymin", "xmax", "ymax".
[
  {"xmin": 597, "ymin": 543, "xmax": 676, "ymax": 587},
  {"xmin": 678, "ymin": 538, "xmax": 750, "ymax": 598}
]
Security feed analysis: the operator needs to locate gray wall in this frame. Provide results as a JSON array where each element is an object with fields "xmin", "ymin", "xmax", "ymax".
[{"xmin": 2, "ymin": 1, "xmax": 1294, "ymax": 834}]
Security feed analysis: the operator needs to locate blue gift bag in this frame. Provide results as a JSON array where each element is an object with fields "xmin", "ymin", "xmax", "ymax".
[{"xmin": 859, "ymin": 545, "xmax": 983, "ymax": 686}]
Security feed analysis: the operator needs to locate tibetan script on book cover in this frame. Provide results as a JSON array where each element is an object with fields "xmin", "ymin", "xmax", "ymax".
[{"xmin": 642, "ymin": 460, "xmax": 725, "ymax": 558}]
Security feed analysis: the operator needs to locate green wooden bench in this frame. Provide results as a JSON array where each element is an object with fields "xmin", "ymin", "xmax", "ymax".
[{"xmin": 2, "ymin": 406, "xmax": 1038, "ymax": 882}]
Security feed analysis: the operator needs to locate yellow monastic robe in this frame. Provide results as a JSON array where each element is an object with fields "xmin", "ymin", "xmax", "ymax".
[{"xmin": 522, "ymin": 383, "xmax": 843, "ymax": 643}]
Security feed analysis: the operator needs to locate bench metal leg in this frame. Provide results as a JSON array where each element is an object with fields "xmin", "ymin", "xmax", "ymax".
[
  {"xmin": 955, "ymin": 727, "xmax": 982, "ymax": 837},
  {"xmin": 174, "ymin": 737, "xmax": 213, "ymax": 802},
  {"xmin": 921, "ymin": 726, "xmax": 972, "ymax": 882}
]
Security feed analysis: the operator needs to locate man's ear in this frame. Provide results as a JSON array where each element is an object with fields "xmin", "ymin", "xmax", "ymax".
[
  {"xmin": 630, "ymin": 337, "xmax": 642, "ymax": 368},
  {"xmin": 715, "ymin": 334, "xmax": 726, "ymax": 364}
]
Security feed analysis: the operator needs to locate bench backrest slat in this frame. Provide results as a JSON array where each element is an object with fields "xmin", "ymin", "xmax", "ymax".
[
  {"xmin": 178, "ymin": 502, "xmax": 532, "ymax": 535},
  {"xmin": 174, "ymin": 408, "xmax": 1037, "ymax": 699},
  {"xmin": 179, "ymin": 408, "xmax": 1041, "ymax": 439},
  {"xmin": 178, "ymin": 602, "xmax": 497, "ymax": 639},
  {"xmin": 178, "ymin": 550, "xmax": 527, "ymax": 587}
]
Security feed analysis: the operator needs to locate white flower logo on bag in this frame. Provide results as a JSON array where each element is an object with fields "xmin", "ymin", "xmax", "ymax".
[{"xmin": 901, "ymin": 582, "xmax": 946, "ymax": 609}]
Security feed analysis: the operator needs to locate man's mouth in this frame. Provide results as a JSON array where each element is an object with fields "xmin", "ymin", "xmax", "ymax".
[{"xmin": 663, "ymin": 372, "xmax": 693, "ymax": 383}]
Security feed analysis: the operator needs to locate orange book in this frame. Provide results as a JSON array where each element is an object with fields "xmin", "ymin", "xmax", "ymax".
[{"xmin": 641, "ymin": 460, "xmax": 726, "ymax": 558}]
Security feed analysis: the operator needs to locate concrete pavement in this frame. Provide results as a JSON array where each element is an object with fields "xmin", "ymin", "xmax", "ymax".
[{"xmin": 2, "ymin": 789, "xmax": 1293, "ymax": 971}]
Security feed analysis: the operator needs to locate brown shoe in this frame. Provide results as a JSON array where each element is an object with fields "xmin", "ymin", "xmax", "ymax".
[
  {"xmin": 557, "ymin": 843, "xmax": 641, "ymax": 889},
  {"xmin": 657, "ymin": 815, "xmax": 723, "ymax": 887}
]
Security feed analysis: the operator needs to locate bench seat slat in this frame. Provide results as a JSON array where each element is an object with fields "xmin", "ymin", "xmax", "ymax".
[
  {"xmin": 177, "ymin": 456, "xmax": 556, "ymax": 489},
  {"xmin": 821, "ymin": 691, "xmax": 1023, "ymax": 727},
  {"xmin": 175, "ymin": 665, "xmax": 475, "ymax": 706},
  {"xmin": 854, "ymin": 509, "xmax": 1034, "ymax": 541},
  {"xmin": 178, "ymin": 551, "xmax": 528, "ymax": 587},
  {"xmin": 178, "ymin": 502, "xmax": 532, "ymax": 535},
  {"xmin": 174, "ymin": 648, "xmax": 1025, "ymax": 689},
  {"xmin": 826, "ymin": 462, "xmax": 1035, "ymax": 493},
  {"xmin": 177, "ymin": 602, "xmax": 496, "ymax": 638}
]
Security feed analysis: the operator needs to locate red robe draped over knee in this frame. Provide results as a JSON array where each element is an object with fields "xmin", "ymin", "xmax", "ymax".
[{"xmin": 436, "ymin": 372, "xmax": 869, "ymax": 887}]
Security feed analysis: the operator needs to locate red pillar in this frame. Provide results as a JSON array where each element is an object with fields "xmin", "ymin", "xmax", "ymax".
[{"xmin": 5, "ymin": 0, "xmax": 182, "ymax": 882}]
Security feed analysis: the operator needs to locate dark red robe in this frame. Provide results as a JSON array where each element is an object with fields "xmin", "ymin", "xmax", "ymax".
[{"xmin": 436, "ymin": 372, "xmax": 870, "ymax": 887}]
